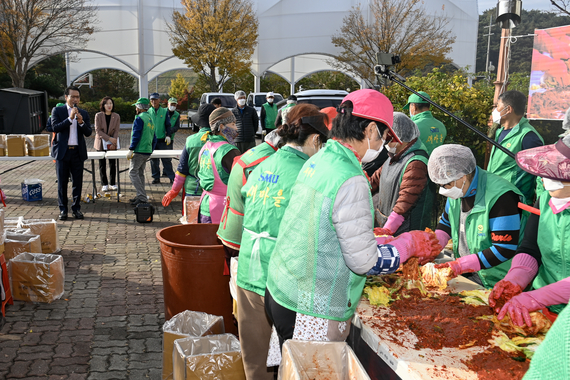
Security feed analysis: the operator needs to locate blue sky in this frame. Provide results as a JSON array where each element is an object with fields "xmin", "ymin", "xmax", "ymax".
[{"xmin": 478, "ymin": 0, "xmax": 555, "ymax": 13}]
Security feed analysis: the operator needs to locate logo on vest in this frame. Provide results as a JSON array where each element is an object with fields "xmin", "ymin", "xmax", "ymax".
[
  {"xmin": 506, "ymin": 143, "xmax": 512, "ymax": 148},
  {"xmin": 491, "ymin": 232, "xmax": 513, "ymax": 242},
  {"xmin": 430, "ymin": 127, "xmax": 440, "ymax": 133},
  {"xmin": 259, "ymin": 171, "xmax": 279, "ymax": 184},
  {"xmin": 477, "ymin": 224, "xmax": 486, "ymax": 237}
]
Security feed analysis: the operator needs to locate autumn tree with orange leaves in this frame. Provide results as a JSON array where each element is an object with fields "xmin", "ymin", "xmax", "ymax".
[
  {"xmin": 168, "ymin": 0, "xmax": 259, "ymax": 93},
  {"xmin": 331, "ymin": 0, "xmax": 456, "ymax": 86}
]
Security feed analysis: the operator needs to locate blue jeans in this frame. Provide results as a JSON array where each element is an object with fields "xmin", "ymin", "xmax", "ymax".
[{"xmin": 150, "ymin": 139, "xmax": 174, "ymax": 180}]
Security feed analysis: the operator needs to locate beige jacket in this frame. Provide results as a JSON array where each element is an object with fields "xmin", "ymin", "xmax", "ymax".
[{"xmin": 94, "ymin": 111, "xmax": 120, "ymax": 150}]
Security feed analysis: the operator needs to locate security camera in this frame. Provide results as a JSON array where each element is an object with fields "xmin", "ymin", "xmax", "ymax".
[{"xmin": 495, "ymin": 0, "xmax": 521, "ymax": 29}]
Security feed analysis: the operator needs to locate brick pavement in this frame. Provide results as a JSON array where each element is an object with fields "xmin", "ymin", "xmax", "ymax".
[{"xmin": 0, "ymin": 129, "xmax": 200, "ymax": 379}]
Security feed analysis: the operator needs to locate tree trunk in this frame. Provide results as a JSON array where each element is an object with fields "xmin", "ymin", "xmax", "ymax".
[
  {"xmin": 209, "ymin": 66, "xmax": 217, "ymax": 92},
  {"xmin": 9, "ymin": 69, "xmax": 26, "ymax": 88}
]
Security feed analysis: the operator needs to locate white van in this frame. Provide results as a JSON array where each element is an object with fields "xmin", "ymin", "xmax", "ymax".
[{"xmin": 199, "ymin": 92, "xmax": 237, "ymax": 108}]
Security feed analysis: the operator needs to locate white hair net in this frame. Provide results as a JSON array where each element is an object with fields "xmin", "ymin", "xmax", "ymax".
[
  {"xmin": 392, "ymin": 112, "xmax": 420, "ymax": 142},
  {"xmin": 428, "ymin": 144, "xmax": 476, "ymax": 184},
  {"xmin": 264, "ymin": 129, "xmax": 282, "ymax": 147},
  {"xmin": 234, "ymin": 90, "xmax": 246, "ymax": 100},
  {"xmin": 561, "ymin": 107, "xmax": 570, "ymax": 137}
]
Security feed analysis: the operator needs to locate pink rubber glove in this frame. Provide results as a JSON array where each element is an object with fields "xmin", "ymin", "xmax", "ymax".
[
  {"xmin": 382, "ymin": 211, "xmax": 405, "ymax": 235},
  {"xmin": 435, "ymin": 229, "xmax": 451, "ymax": 250},
  {"xmin": 162, "ymin": 173, "xmax": 186, "ymax": 206},
  {"xmin": 435, "ymin": 254, "xmax": 481, "ymax": 278},
  {"xmin": 375, "ymin": 236, "xmax": 395, "ymax": 245},
  {"xmin": 498, "ymin": 277, "xmax": 570, "ymax": 327},
  {"xmin": 489, "ymin": 254, "xmax": 539, "ymax": 311},
  {"xmin": 388, "ymin": 230, "xmax": 442, "ymax": 265}
]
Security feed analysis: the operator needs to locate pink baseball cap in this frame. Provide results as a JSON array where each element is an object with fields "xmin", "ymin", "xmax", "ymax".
[
  {"xmin": 341, "ymin": 89, "xmax": 400, "ymax": 143},
  {"xmin": 516, "ymin": 136, "xmax": 570, "ymax": 181}
]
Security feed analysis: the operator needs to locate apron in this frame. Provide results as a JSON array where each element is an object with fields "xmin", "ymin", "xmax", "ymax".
[{"xmin": 198, "ymin": 141, "xmax": 229, "ymax": 224}]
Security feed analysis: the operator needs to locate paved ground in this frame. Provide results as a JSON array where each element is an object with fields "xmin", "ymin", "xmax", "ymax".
[{"xmin": 0, "ymin": 128, "xmax": 204, "ymax": 379}]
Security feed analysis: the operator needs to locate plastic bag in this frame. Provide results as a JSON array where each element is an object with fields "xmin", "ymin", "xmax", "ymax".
[
  {"xmin": 181, "ymin": 196, "xmax": 201, "ymax": 224},
  {"xmin": 9, "ymin": 252, "xmax": 64, "ymax": 303},
  {"xmin": 4, "ymin": 233, "xmax": 41, "ymax": 261},
  {"xmin": 162, "ymin": 310, "xmax": 225, "ymax": 380},
  {"xmin": 278, "ymin": 340, "xmax": 370, "ymax": 380},
  {"xmin": 20, "ymin": 219, "xmax": 60, "ymax": 253},
  {"xmin": 173, "ymin": 334, "xmax": 245, "ymax": 380}
]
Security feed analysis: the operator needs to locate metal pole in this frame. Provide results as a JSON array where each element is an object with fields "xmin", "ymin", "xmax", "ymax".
[{"xmin": 484, "ymin": 15, "xmax": 493, "ymax": 73}]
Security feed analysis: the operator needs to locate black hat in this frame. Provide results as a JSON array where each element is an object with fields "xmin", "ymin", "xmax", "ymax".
[{"xmin": 191, "ymin": 103, "xmax": 216, "ymax": 128}]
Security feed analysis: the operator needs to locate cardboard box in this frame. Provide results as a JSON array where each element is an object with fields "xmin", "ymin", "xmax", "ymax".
[
  {"xmin": 25, "ymin": 134, "xmax": 50, "ymax": 156},
  {"xmin": 162, "ymin": 310, "xmax": 225, "ymax": 380},
  {"xmin": 10, "ymin": 253, "xmax": 64, "ymax": 303},
  {"xmin": 21, "ymin": 182, "xmax": 42, "ymax": 202},
  {"xmin": 4, "ymin": 233, "xmax": 41, "ymax": 261},
  {"xmin": 0, "ymin": 134, "xmax": 5, "ymax": 156},
  {"xmin": 20, "ymin": 219, "xmax": 59, "ymax": 254},
  {"xmin": 6, "ymin": 135, "xmax": 26, "ymax": 157}
]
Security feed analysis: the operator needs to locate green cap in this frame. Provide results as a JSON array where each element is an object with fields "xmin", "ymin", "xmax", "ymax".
[
  {"xmin": 168, "ymin": 97, "xmax": 177, "ymax": 104},
  {"xmin": 56, "ymin": 103, "xmax": 65, "ymax": 107},
  {"xmin": 132, "ymin": 97, "xmax": 150, "ymax": 106},
  {"xmin": 403, "ymin": 91, "xmax": 431, "ymax": 110}
]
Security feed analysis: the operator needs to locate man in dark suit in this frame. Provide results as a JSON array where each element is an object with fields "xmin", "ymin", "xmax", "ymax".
[{"xmin": 47, "ymin": 86, "xmax": 92, "ymax": 220}]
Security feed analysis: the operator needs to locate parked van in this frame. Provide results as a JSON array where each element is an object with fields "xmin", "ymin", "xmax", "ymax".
[{"xmin": 199, "ymin": 92, "xmax": 237, "ymax": 108}]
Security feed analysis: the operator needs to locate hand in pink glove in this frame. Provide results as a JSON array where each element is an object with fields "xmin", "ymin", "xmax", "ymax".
[
  {"xmin": 162, "ymin": 173, "xmax": 186, "ymax": 206},
  {"xmin": 489, "ymin": 254, "xmax": 539, "ymax": 312},
  {"xmin": 375, "ymin": 235, "xmax": 395, "ymax": 245},
  {"xmin": 381, "ymin": 211, "xmax": 405, "ymax": 236},
  {"xmin": 435, "ymin": 229, "xmax": 450, "ymax": 250},
  {"xmin": 435, "ymin": 254, "xmax": 481, "ymax": 278},
  {"xmin": 498, "ymin": 277, "xmax": 570, "ymax": 327},
  {"xmin": 388, "ymin": 230, "xmax": 442, "ymax": 265}
]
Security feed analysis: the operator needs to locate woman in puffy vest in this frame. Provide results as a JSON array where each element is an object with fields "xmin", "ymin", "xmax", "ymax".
[
  {"xmin": 489, "ymin": 134, "xmax": 570, "ymax": 327},
  {"xmin": 237, "ymin": 104, "xmax": 330, "ymax": 380},
  {"xmin": 264, "ymin": 89, "xmax": 442, "ymax": 348}
]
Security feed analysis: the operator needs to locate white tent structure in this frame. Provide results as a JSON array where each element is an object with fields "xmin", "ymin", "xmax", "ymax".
[{"xmin": 65, "ymin": 0, "xmax": 479, "ymax": 97}]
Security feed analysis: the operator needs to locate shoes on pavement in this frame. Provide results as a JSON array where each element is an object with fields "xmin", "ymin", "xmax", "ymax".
[
  {"xmin": 129, "ymin": 197, "xmax": 138, "ymax": 203},
  {"xmin": 72, "ymin": 210, "xmax": 84, "ymax": 219},
  {"xmin": 102, "ymin": 185, "xmax": 109, "ymax": 192},
  {"xmin": 131, "ymin": 198, "xmax": 145, "ymax": 206},
  {"xmin": 58, "ymin": 211, "xmax": 68, "ymax": 221},
  {"xmin": 161, "ymin": 174, "xmax": 168, "ymax": 178},
  {"xmin": 109, "ymin": 185, "xmax": 117, "ymax": 191},
  {"xmin": 152, "ymin": 178, "xmax": 160, "ymax": 184}
]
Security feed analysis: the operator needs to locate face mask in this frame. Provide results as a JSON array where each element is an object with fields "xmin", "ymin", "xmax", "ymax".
[
  {"xmin": 387, "ymin": 145, "xmax": 397, "ymax": 154},
  {"xmin": 543, "ymin": 178, "xmax": 567, "ymax": 191},
  {"xmin": 549, "ymin": 196, "xmax": 570, "ymax": 214},
  {"xmin": 237, "ymin": 99, "xmax": 246, "ymax": 106},
  {"xmin": 267, "ymin": 98, "xmax": 274, "ymax": 104},
  {"xmin": 492, "ymin": 108, "xmax": 506, "ymax": 124},
  {"xmin": 169, "ymin": 105, "xmax": 176, "ymax": 112},
  {"xmin": 287, "ymin": 100, "xmax": 295, "ymax": 105},
  {"xmin": 221, "ymin": 126, "xmax": 238, "ymax": 145},
  {"xmin": 439, "ymin": 179, "xmax": 466, "ymax": 199},
  {"xmin": 361, "ymin": 125, "xmax": 384, "ymax": 163}
]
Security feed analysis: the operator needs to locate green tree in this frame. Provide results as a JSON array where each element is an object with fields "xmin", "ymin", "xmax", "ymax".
[
  {"xmin": 169, "ymin": 73, "xmax": 190, "ymax": 101},
  {"xmin": 168, "ymin": 0, "xmax": 259, "ymax": 92},
  {"xmin": 297, "ymin": 71, "xmax": 359, "ymax": 93},
  {"xmin": 331, "ymin": 0, "xmax": 455, "ymax": 86},
  {"xmin": 79, "ymin": 69, "xmax": 138, "ymax": 102},
  {"xmin": 25, "ymin": 54, "xmax": 66, "ymax": 97}
]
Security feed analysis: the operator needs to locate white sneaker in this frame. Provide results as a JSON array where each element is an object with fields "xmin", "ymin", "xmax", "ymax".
[
  {"xmin": 109, "ymin": 185, "xmax": 117, "ymax": 191},
  {"xmin": 101, "ymin": 185, "xmax": 109, "ymax": 192}
]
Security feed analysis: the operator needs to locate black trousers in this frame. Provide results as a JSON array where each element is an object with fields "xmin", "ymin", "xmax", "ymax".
[
  {"xmin": 56, "ymin": 148, "xmax": 84, "ymax": 212},
  {"xmin": 98, "ymin": 153, "xmax": 116, "ymax": 186},
  {"xmin": 264, "ymin": 289, "xmax": 297, "ymax": 350}
]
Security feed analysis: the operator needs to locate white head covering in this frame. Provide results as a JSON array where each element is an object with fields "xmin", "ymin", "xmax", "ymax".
[{"xmin": 428, "ymin": 144, "xmax": 476, "ymax": 185}]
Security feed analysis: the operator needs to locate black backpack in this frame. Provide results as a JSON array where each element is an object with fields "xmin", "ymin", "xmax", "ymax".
[{"xmin": 134, "ymin": 203, "xmax": 154, "ymax": 223}]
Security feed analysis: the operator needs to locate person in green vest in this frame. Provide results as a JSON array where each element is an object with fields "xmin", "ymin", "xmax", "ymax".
[
  {"xmin": 197, "ymin": 107, "xmax": 241, "ymax": 223},
  {"xmin": 127, "ymin": 98, "xmax": 157, "ymax": 206},
  {"xmin": 264, "ymin": 89, "xmax": 442, "ymax": 347},
  {"xmin": 148, "ymin": 92, "xmax": 173, "ymax": 184},
  {"xmin": 260, "ymin": 91, "xmax": 278, "ymax": 141},
  {"xmin": 488, "ymin": 135, "xmax": 570, "ymax": 326},
  {"xmin": 487, "ymin": 90, "xmax": 544, "ymax": 205},
  {"xmin": 430, "ymin": 144, "xmax": 525, "ymax": 289},
  {"xmin": 275, "ymin": 95, "xmax": 297, "ymax": 128},
  {"xmin": 371, "ymin": 112, "xmax": 434, "ymax": 235},
  {"xmin": 237, "ymin": 104, "xmax": 330, "ymax": 380},
  {"xmin": 402, "ymin": 91, "xmax": 446, "ymax": 156},
  {"xmin": 162, "ymin": 103, "xmax": 216, "ymax": 209}
]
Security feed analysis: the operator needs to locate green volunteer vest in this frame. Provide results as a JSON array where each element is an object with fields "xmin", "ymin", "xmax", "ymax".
[
  {"xmin": 487, "ymin": 118, "xmax": 544, "ymax": 205},
  {"xmin": 237, "ymin": 146, "xmax": 309, "ymax": 296},
  {"xmin": 262, "ymin": 103, "xmax": 278, "ymax": 130},
  {"xmin": 411, "ymin": 111, "xmax": 447, "ymax": 156},
  {"xmin": 183, "ymin": 127, "xmax": 211, "ymax": 196},
  {"xmin": 447, "ymin": 169, "xmax": 524, "ymax": 289},
  {"xmin": 131, "ymin": 112, "xmax": 155, "ymax": 154},
  {"xmin": 148, "ymin": 106, "xmax": 169, "ymax": 139},
  {"xmin": 169, "ymin": 111, "xmax": 180, "ymax": 140},
  {"xmin": 216, "ymin": 142, "xmax": 277, "ymax": 249},
  {"xmin": 266, "ymin": 140, "xmax": 372, "ymax": 321},
  {"xmin": 533, "ymin": 192, "xmax": 570, "ymax": 314},
  {"xmin": 198, "ymin": 135, "xmax": 239, "ymax": 217}
]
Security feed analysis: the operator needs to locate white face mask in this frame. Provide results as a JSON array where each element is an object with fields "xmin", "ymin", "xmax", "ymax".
[
  {"xmin": 237, "ymin": 99, "xmax": 246, "ymax": 106},
  {"xmin": 169, "ymin": 105, "xmax": 176, "ymax": 112},
  {"xmin": 543, "ymin": 178, "xmax": 568, "ymax": 191},
  {"xmin": 267, "ymin": 98, "xmax": 274, "ymax": 103},
  {"xmin": 492, "ymin": 108, "xmax": 506, "ymax": 124},
  {"xmin": 387, "ymin": 145, "xmax": 397, "ymax": 154},
  {"xmin": 439, "ymin": 178, "xmax": 466, "ymax": 199},
  {"xmin": 361, "ymin": 126, "xmax": 385, "ymax": 163}
]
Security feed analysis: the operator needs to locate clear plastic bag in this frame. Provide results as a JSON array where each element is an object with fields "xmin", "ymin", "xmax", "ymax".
[
  {"xmin": 173, "ymin": 334, "xmax": 245, "ymax": 380},
  {"xmin": 181, "ymin": 196, "xmax": 201, "ymax": 224},
  {"xmin": 4, "ymin": 233, "xmax": 41, "ymax": 260},
  {"xmin": 20, "ymin": 219, "xmax": 60, "ymax": 253},
  {"xmin": 278, "ymin": 340, "xmax": 370, "ymax": 380},
  {"xmin": 162, "ymin": 310, "xmax": 225, "ymax": 380},
  {"xmin": 9, "ymin": 252, "xmax": 64, "ymax": 303}
]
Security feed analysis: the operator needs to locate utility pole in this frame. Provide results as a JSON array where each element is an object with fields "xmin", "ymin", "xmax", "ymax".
[{"xmin": 484, "ymin": 14, "xmax": 494, "ymax": 73}]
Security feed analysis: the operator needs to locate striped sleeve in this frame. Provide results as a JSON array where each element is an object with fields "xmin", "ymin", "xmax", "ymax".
[
  {"xmin": 435, "ymin": 199, "xmax": 452, "ymax": 235},
  {"xmin": 477, "ymin": 191, "xmax": 521, "ymax": 269}
]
